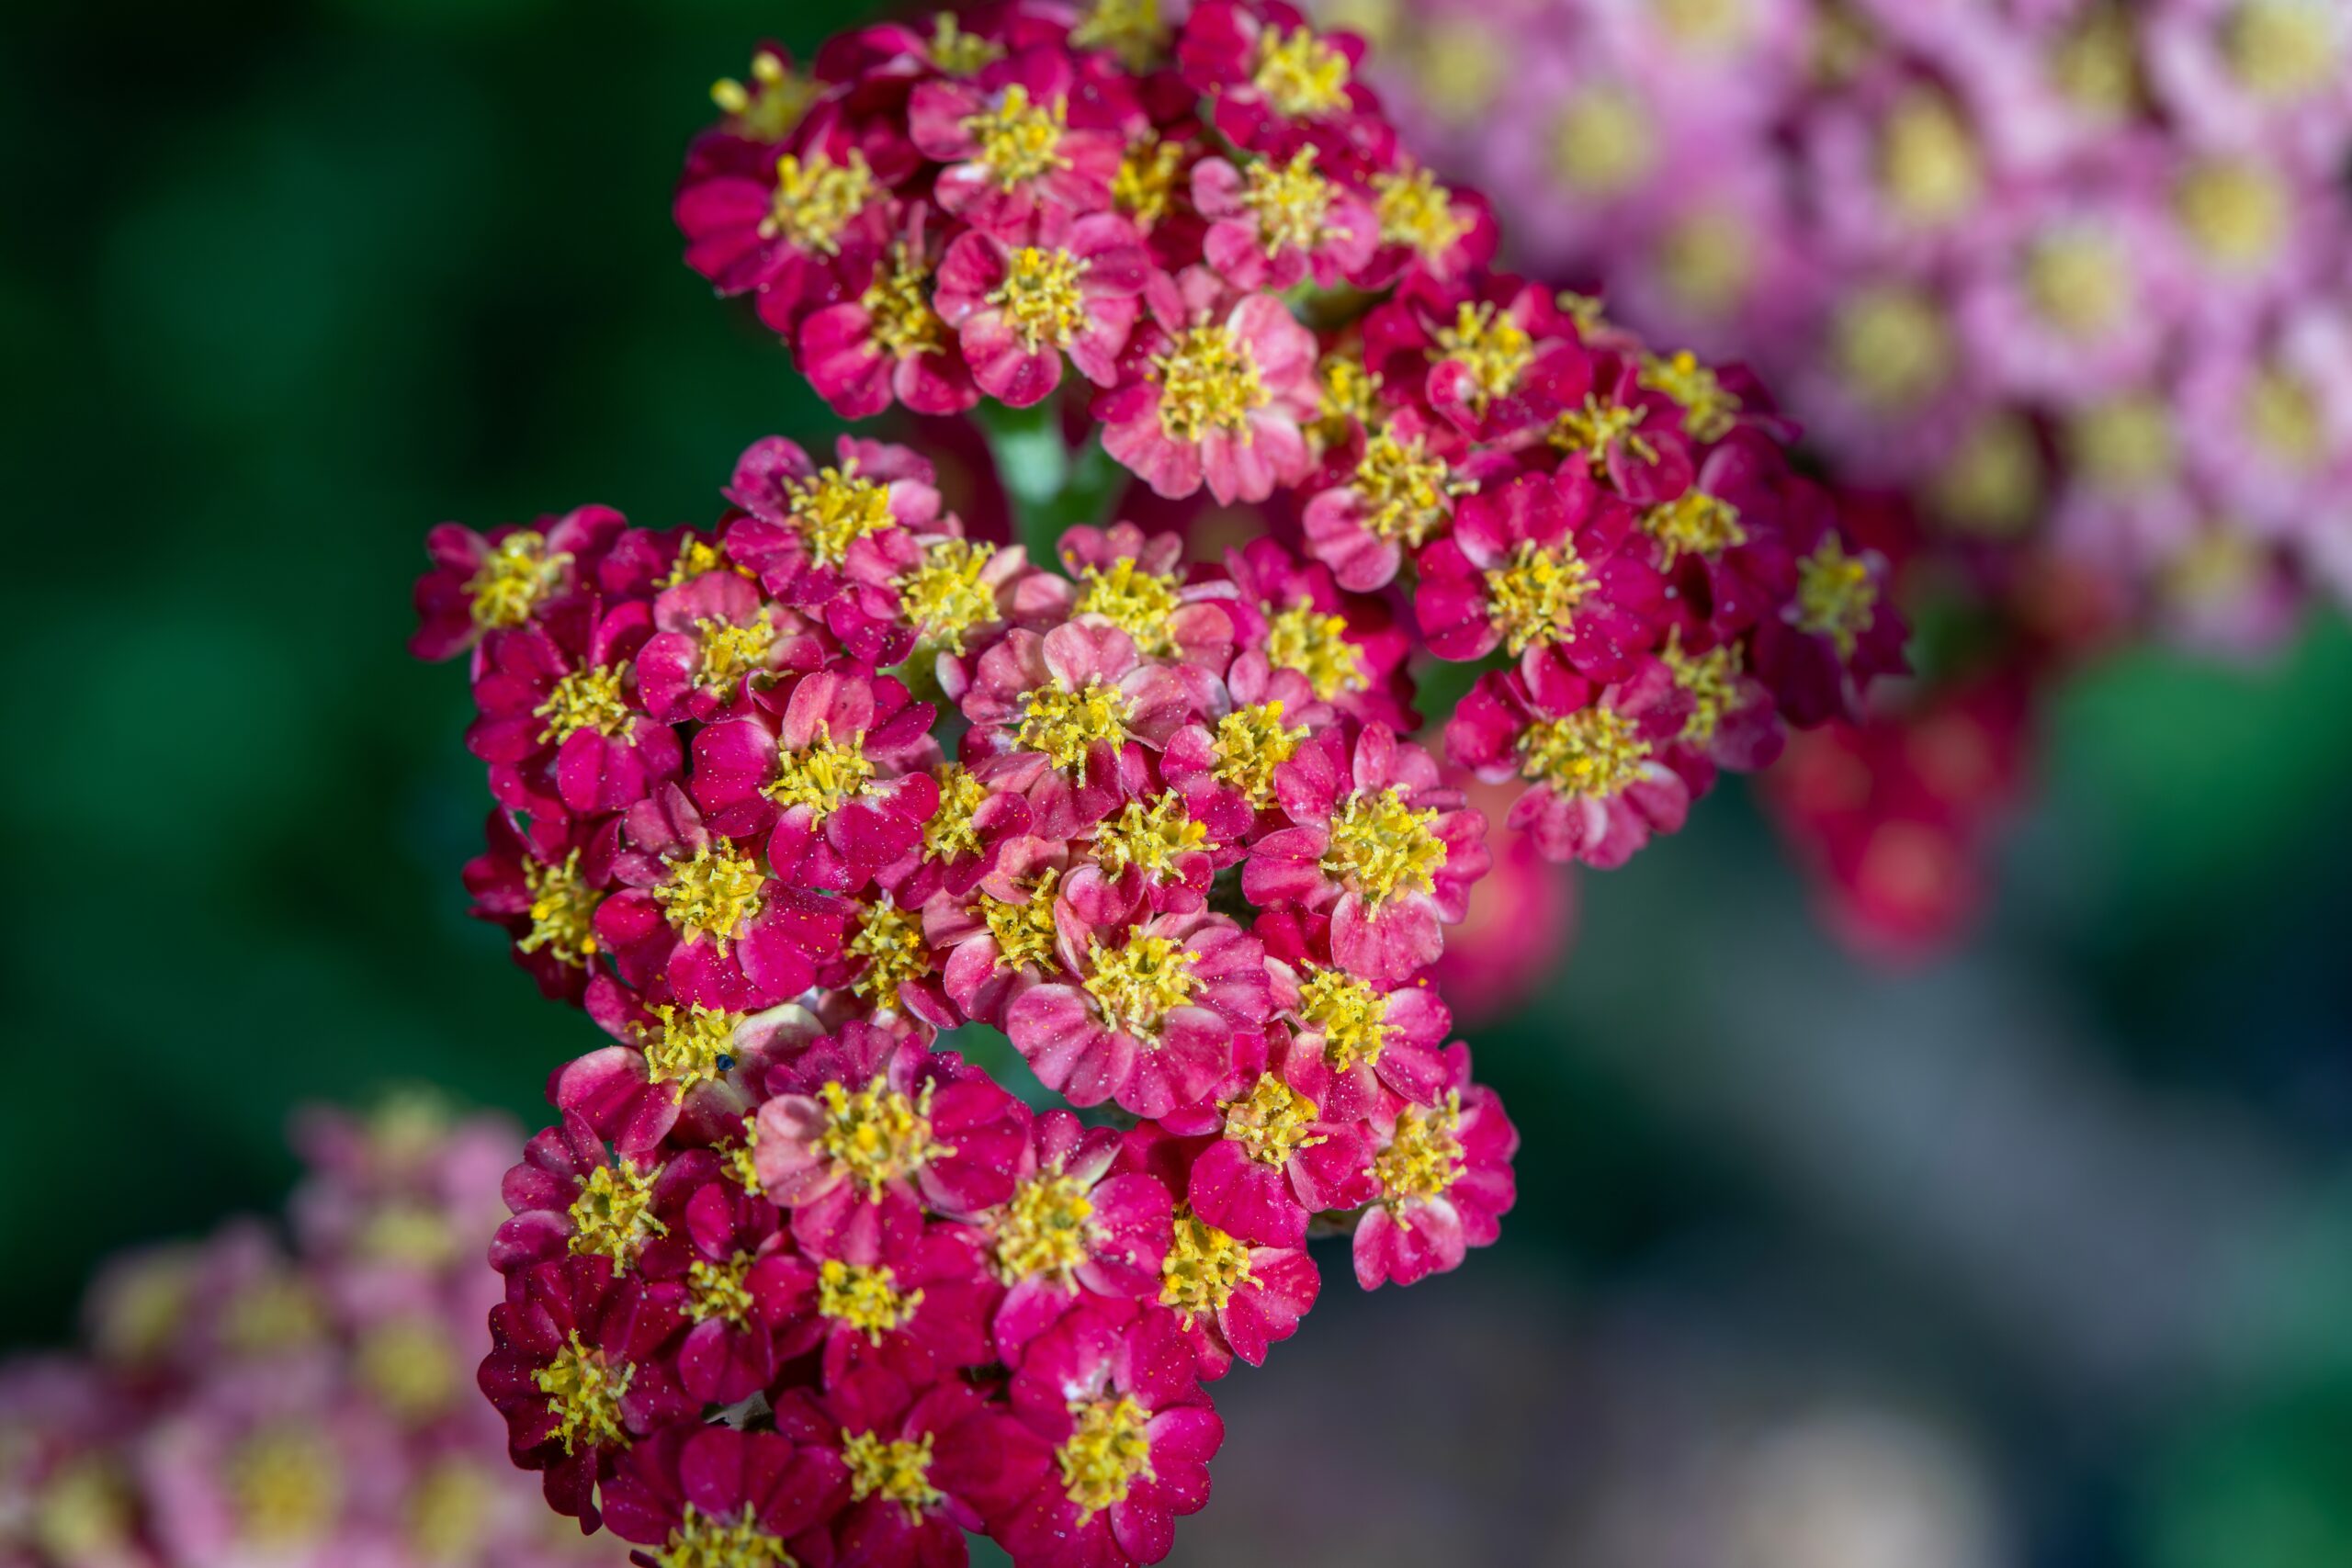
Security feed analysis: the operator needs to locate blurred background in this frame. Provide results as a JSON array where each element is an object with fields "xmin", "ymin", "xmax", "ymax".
[{"xmin": 4, "ymin": 3, "xmax": 2350, "ymax": 1565}]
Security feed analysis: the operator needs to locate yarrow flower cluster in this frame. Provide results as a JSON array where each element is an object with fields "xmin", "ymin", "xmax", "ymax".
[
  {"xmin": 1339, "ymin": 0, "xmax": 2352, "ymax": 637},
  {"xmin": 405, "ymin": 3, "xmax": 1911, "ymax": 1562},
  {"xmin": 0, "ymin": 1100, "xmax": 608, "ymax": 1568}
]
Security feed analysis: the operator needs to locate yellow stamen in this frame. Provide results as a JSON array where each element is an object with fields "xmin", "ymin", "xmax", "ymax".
[
  {"xmin": 1661, "ymin": 631, "xmax": 1743, "ymax": 749},
  {"xmin": 1373, "ymin": 164, "xmax": 1470, "ymax": 263},
  {"xmin": 1057, "ymin": 1396, "xmax": 1156, "ymax": 1520},
  {"xmin": 1830, "ymin": 286, "xmax": 1954, "ymax": 411},
  {"xmin": 843, "ymin": 1429, "xmax": 944, "ymax": 1521},
  {"xmin": 644, "ymin": 1003, "xmax": 742, "ymax": 1100},
  {"xmin": 1114, "ymin": 131, "xmax": 1186, "ymax": 229},
  {"xmin": 228, "ymin": 1425, "xmax": 342, "ymax": 1549},
  {"xmin": 652, "ymin": 1505, "xmax": 794, "ymax": 1568},
  {"xmin": 1549, "ymin": 84, "xmax": 1656, "ymax": 195},
  {"xmin": 1430, "ymin": 301, "xmax": 1532, "ymax": 417},
  {"xmin": 535, "ymin": 663, "xmax": 632, "ymax": 744},
  {"xmin": 1645, "ymin": 489, "xmax": 1747, "ymax": 566},
  {"xmin": 1073, "ymin": 556, "xmax": 1186, "ymax": 653},
  {"xmin": 1159, "ymin": 1209, "xmax": 1256, "ymax": 1325},
  {"xmin": 1252, "ymin": 25, "xmax": 1352, "ymax": 118},
  {"xmin": 817, "ymin": 1258, "xmax": 922, "ymax": 1345},
  {"xmin": 2222, "ymin": 0, "xmax": 2338, "ymax": 102},
  {"xmin": 896, "ymin": 537, "xmax": 1001, "ymax": 654},
  {"xmin": 1482, "ymin": 539, "xmax": 1596, "ymax": 655},
  {"xmin": 861, "ymin": 242, "xmax": 946, "ymax": 358},
  {"xmin": 818, "ymin": 1075, "xmax": 951, "ymax": 1198},
  {"xmin": 1793, "ymin": 536, "xmax": 1878, "ymax": 659},
  {"xmin": 761, "ymin": 150, "xmax": 879, "ymax": 255},
  {"xmin": 695, "ymin": 615, "xmax": 778, "ymax": 695},
  {"xmin": 965, "ymin": 84, "xmax": 1069, "ymax": 189},
  {"xmin": 1238, "ymin": 147, "xmax": 1339, "ymax": 256},
  {"xmin": 1075, "ymin": 0, "xmax": 1170, "ymax": 71},
  {"xmin": 922, "ymin": 761, "xmax": 991, "ymax": 859},
  {"xmin": 1552, "ymin": 395, "xmax": 1657, "ymax": 474},
  {"xmin": 1877, "ymin": 90, "xmax": 1980, "ymax": 224},
  {"xmin": 1093, "ymin": 794, "xmax": 1208, "ymax": 883},
  {"xmin": 686, "ymin": 1254, "xmax": 757, "ymax": 1326},
  {"xmin": 518, "ymin": 850, "xmax": 601, "ymax": 968},
  {"xmin": 1519, "ymin": 706, "xmax": 1651, "ymax": 796},
  {"xmin": 1151, "ymin": 323, "xmax": 1268, "ymax": 443},
  {"xmin": 1640, "ymin": 350, "xmax": 1742, "ymax": 441},
  {"xmin": 929, "ymin": 12, "xmax": 1003, "ymax": 75},
  {"xmin": 1265, "ymin": 603, "xmax": 1369, "ymax": 699},
  {"xmin": 978, "ymin": 866, "xmax": 1064, "ymax": 973},
  {"xmin": 847, "ymin": 897, "xmax": 930, "ymax": 1010},
  {"xmin": 1375, "ymin": 1091, "xmax": 1464, "ymax": 1206},
  {"xmin": 784, "ymin": 465, "xmax": 898, "ymax": 569},
  {"xmin": 465, "ymin": 530, "xmax": 571, "ymax": 630},
  {"xmin": 993, "ymin": 1166, "xmax": 1096, "ymax": 1282},
  {"xmin": 1295, "ymin": 964, "xmax": 1390, "ymax": 1068},
  {"xmin": 1017, "ymin": 677, "xmax": 1134, "ymax": 772},
  {"xmin": 1220, "ymin": 1071, "xmax": 1326, "ymax": 1166},
  {"xmin": 1212, "ymin": 701, "xmax": 1308, "ymax": 807},
  {"xmin": 534, "ymin": 1334, "xmax": 634, "ymax": 1455},
  {"xmin": 988, "ymin": 245, "xmax": 1091, "ymax": 351},
  {"xmin": 710, "ymin": 49, "xmax": 817, "ymax": 143},
  {"xmin": 1321, "ymin": 788, "xmax": 1445, "ymax": 905},
  {"xmin": 764, "ymin": 727, "xmax": 876, "ymax": 822},
  {"xmin": 1083, "ymin": 928, "xmax": 1202, "ymax": 1035},
  {"xmin": 568, "ymin": 1160, "xmax": 667, "ymax": 1267},
  {"xmin": 655, "ymin": 842, "xmax": 766, "ymax": 950}
]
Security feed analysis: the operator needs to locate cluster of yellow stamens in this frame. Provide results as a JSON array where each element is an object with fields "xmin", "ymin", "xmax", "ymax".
[
  {"xmin": 1114, "ymin": 131, "xmax": 1186, "ymax": 228},
  {"xmin": 928, "ymin": 11, "xmax": 1003, "ymax": 75},
  {"xmin": 655, "ymin": 841, "xmax": 766, "ymax": 950},
  {"xmin": 518, "ymin": 849, "xmax": 601, "ymax": 968},
  {"xmin": 464, "ymin": 530, "xmax": 570, "ymax": 629},
  {"xmin": 895, "ymin": 538, "xmax": 1001, "ymax": 655},
  {"xmin": 643, "ymin": 1002, "xmax": 741, "ymax": 1100},
  {"xmin": 762, "ymin": 150, "xmax": 879, "ymax": 254},
  {"xmin": 818, "ymin": 1258, "xmax": 923, "ymax": 1344},
  {"xmin": 1212, "ymin": 701, "xmax": 1307, "ymax": 807},
  {"xmin": 1645, "ymin": 490, "xmax": 1747, "ymax": 566},
  {"xmin": 693, "ymin": 615, "xmax": 778, "ymax": 697},
  {"xmin": 1251, "ymin": 25, "xmax": 1352, "ymax": 118},
  {"xmin": 847, "ymin": 897, "xmax": 931, "ymax": 1010},
  {"xmin": 1430, "ymin": 301, "xmax": 1532, "ymax": 416},
  {"xmin": 843, "ymin": 1429, "xmax": 944, "ymax": 1521},
  {"xmin": 1639, "ymin": 350, "xmax": 1743, "ymax": 441},
  {"xmin": 818, "ymin": 1074, "xmax": 951, "ymax": 1198},
  {"xmin": 1518, "ymin": 706, "xmax": 1651, "ymax": 798},
  {"xmin": 1220, "ymin": 1072, "xmax": 1326, "ymax": 1166},
  {"xmin": 1349, "ymin": 425, "xmax": 1457, "ymax": 546},
  {"xmin": 664, "ymin": 536, "xmax": 736, "ymax": 590},
  {"xmin": 1295, "ymin": 964, "xmax": 1391, "ymax": 1068},
  {"xmin": 1150, "ymin": 322, "xmax": 1268, "ymax": 443},
  {"xmin": 686, "ymin": 1254, "xmax": 757, "ymax": 1326},
  {"xmin": 763, "ymin": 727, "xmax": 876, "ymax": 822},
  {"xmin": 992, "ymin": 1166, "xmax": 1096, "ymax": 1282},
  {"xmin": 1016, "ymin": 677, "xmax": 1134, "ymax": 771},
  {"xmin": 653, "ymin": 1506, "xmax": 795, "ymax": 1568},
  {"xmin": 1793, "ymin": 536, "xmax": 1879, "ymax": 659},
  {"xmin": 1072, "ymin": 555, "xmax": 1185, "ymax": 651},
  {"xmin": 1661, "ymin": 632, "xmax": 1744, "ymax": 750},
  {"xmin": 1057, "ymin": 1396, "xmax": 1157, "ymax": 1519},
  {"xmin": 1314, "ymin": 350, "xmax": 1384, "ymax": 446},
  {"xmin": 1321, "ymin": 788, "xmax": 1446, "ymax": 905},
  {"xmin": 1074, "ymin": 0, "xmax": 1171, "ymax": 70},
  {"xmin": 1093, "ymin": 793, "xmax": 1208, "ymax": 883},
  {"xmin": 1375, "ymin": 1093, "xmax": 1465, "ymax": 1208},
  {"xmin": 1265, "ymin": 602, "xmax": 1369, "ymax": 698},
  {"xmin": 1552, "ymin": 395, "xmax": 1657, "ymax": 474},
  {"xmin": 1482, "ymin": 540, "xmax": 1597, "ymax": 655},
  {"xmin": 567, "ymin": 1159, "xmax": 667, "ymax": 1266},
  {"xmin": 1082, "ymin": 929, "xmax": 1203, "ymax": 1035},
  {"xmin": 535, "ymin": 663, "xmax": 633, "ymax": 744},
  {"xmin": 710, "ymin": 50, "xmax": 815, "ymax": 142},
  {"xmin": 861, "ymin": 243, "xmax": 946, "ymax": 359},
  {"xmin": 228, "ymin": 1425, "xmax": 342, "ymax": 1549},
  {"xmin": 1238, "ymin": 147, "xmax": 1340, "ymax": 257},
  {"xmin": 533, "ymin": 1334, "xmax": 634, "ymax": 1455},
  {"xmin": 1159, "ymin": 1210, "xmax": 1256, "ymax": 1325},
  {"xmin": 1372, "ymin": 164, "xmax": 1470, "ymax": 263},
  {"xmin": 783, "ymin": 465, "xmax": 898, "ymax": 569},
  {"xmin": 978, "ymin": 866, "xmax": 1064, "ymax": 973},
  {"xmin": 965, "ymin": 84, "xmax": 1070, "ymax": 188},
  {"xmin": 989, "ymin": 245, "xmax": 1091, "ymax": 351}
]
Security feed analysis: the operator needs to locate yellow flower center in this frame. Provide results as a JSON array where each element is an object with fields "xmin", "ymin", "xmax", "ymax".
[
  {"xmin": 1016, "ymin": 677, "xmax": 1135, "ymax": 772},
  {"xmin": 665, "ymin": 536, "xmax": 737, "ymax": 589},
  {"xmin": 1376, "ymin": 1091, "xmax": 1464, "ymax": 1205},
  {"xmin": 843, "ymin": 1429, "xmax": 944, "ymax": 1520},
  {"xmin": 1073, "ymin": 556, "xmax": 1186, "ymax": 652},
  {"xmin": 2222, "ymin": 0, "xmax": 2338, "ymax": 101},
  {"xmin": 228, "ymin": 1425, "xmax": 342, "ymax": 1549},
  {"xmin": 1075, "ymin": 0, "xmax": 1171, "ymax": 72},
  {"xmin": 993, "ymin": 1168, "xmax": 1096, "ymax": 1281},
  {"xmin": 1416, "ymin": 22, "xmax": 1505, "ymax": 125},
  {"xmin": 1645, "ymin": 491, "xmax": 1747, "ymax": 566},
  {"xmin": 356, "ymin": 1317, "xmax": 458, "ymax": 1422},
  {"xmin": 923, "ymin": 761, "xmax": 991, "ymax": 859},
  {"xmin": 1831, "ymin": 286, "xmax": 1954, "ymax": 410},
  {"xmin": 1212, "ymin": 701, "xmax": 1308, "ymax": 807},
  {"xmin": 1151, "ymin": 323, "xmax": 1268, "ymax": 443},
  {"xmin": 1295, "ymin": 964, "xmax": 1391, "ymax": 1068},
  {"xmin": 1057, "ymin": 1396, "xmax": 1156, "ymax": 1520},
  {"xmin": 1239, "ymin": 147, "xmax": 1337, "ymax": 255},
  {"xmin": 1656, "ymin": 207, "xmax": 1758, "ymax": 319},
  {"xmin": 1794, "ymin": 536, "xmax": 1878, "ymax": 659},
  {"xmin": 1350, "ymin": 425, "xmax": 1455, "ymax": 545},
  {"xmin": 2245, "ymin": 365, "xmax": 2324, "ymax": 468},
  {"xmin": 762, "ymin": 150, "xmax": 879, "ymax": 255},
  {"xmin": 1220, "ymin": 1071, "xmax": 1326, "ymax": 1165},
  {"xmin": 644, "ymin": 1003, "xmax": 741, "ymax": 1100},
  {"xmin": 651, "ymin": 1505, "xmax": 795, "ymax": 1568},
  {"xmin": 656, "ymin": 842, "xmax": 767, "ymax": 950},
  {"xmin": 1640, "ymin": 350, "xmax": 1742, "ymax": 441},
  {"xmin": 1265, "ymin": 604, "xmax": 1369, "ymax": 699},
  {"xmin": 2024, "ymin": 230, "xmax": 2129, "ymax": 338},
  {"xmin": 1519, "ymin": 706, "xmax": 1652, "ymax": 796},
  {"xmin": 1252, "ymin": 25, "xmax": 1352, "ymax": 117},
  {"xmin": 895, "ymin": 537, "xmax": 1000, "ymax": 654},
  {"xmin": 404, "ymin": 1462, "xmax": 492, "ymax": 1564},
  {"xmin": 1093, "ymin": 794, "xmax": 1208, "ymax": 883},
  {"xmin": 2068, "ymin": 395, "xmax": 2178, "ymax": 493},
  {"xmin": 695, "ymin": 615, "xmax": 778, "ymax": 695},
  {"xmin": 1552, "ymin": 395, "xmax": 1658, "ymax": 473},
  {"xmin": 1322, "ymin": 787, "xmax": 1445, "ymax": 905},
  {"xmin": 534, "ymin": 1334, "xmax": 634, "ymax": 1455},
  {"xmin": 989, "ymin": 245, "xmax": 1091, "ymax": 351},
  {"xmin": 929, "ymin": 11, "xmax": 1004, "ymax": 75},
  {"xmin": 1661, "ymin": 632, "xmax": 1743, "ymax": 748},
  {"xmin": 535, "ymin": 663, "xmax": 633, "ymax": 744},
  {"xmin": 2049, "ymin": 6, "xmax": 2139, "ymax": 118},
  {"xmin": 1114, "ymin": 131, "xmax": 1186, "ymax": 228},
  {"xmin": 764, "ymin": 728, "xmax": 876, "ymax": 822},
  {"xmin": 1877, "ymin": 90, "xmax": 1980, "ymax": 224},
  {"xmin": 1083, "ymin": 929, "xmax": 1202, "ymax": 1035},
  {"xmin": 1159, "ymin": 1209, "xmax": 1256, "ymax": 1325},
  {"xmin": 710, "ymin": 50, "xmax": 817, "ymax": 143},
  {"xmin": 1549, "ymin": 84, "xmax": 1657, "ymax": 195},
  {"xmin": 687, "ymin": 1254, "xmax": 758, "ymax": 1326},
  {"xmin": 848, "ymin": 897, "xmax": 930, "ymax": 1010},
  {"xmin": 1657, "ymin": 0, "xmax": 1750, "ymax": 48},
  {"xmin": 1373, "ymin": 164, "xmax": 1470, "ymax": 262},
  {"xmin": 784, "ymin": 466, "xmax": 897, "ymax": 569},
  {"xmin": 818, "ymin": 1075, "xmax": 949, "ymax": 1196},
  {"xmin": 568, "ymin": 1160, "xmax": 667, "ymax": 1267},
  {"xmin": 1431, "ymin": 301, "xmax": 1532, "ymax": 416},
  {"xmin": 966, "ymin": 84, "xmax": 1069, "ymax": 188},
  {"xmin": 1316, "ymin": 350, "xmax": 1384, "ymax": 438},
  {"xmin": 817, "ymin": 1258, "xmax": 923, "ymax": 1344},
  {"xmin": 519, "ymin": 849, "xmax": 602, "ymax": 968},
  {"xmin": 2174, "ymin": 157, "xmax": 2289, "ymax": 271},
  {"xmin": 1482, "ymin": 540, "xmax": 1596, "ymax": 654},
  {"xmin": 1929, "ymin": 413, "xmax": 2042, "ymax": 536},
  {"xmin": 978, "ymin": 866, "xmax": 1064, "ymax": 972},
  {"xmin": 465, "ymin": 530, "xmax": 570, "ymax": 629},
  {"xmin": 862, "ymin": 243, "xmax": 945, "ymax": 358}
]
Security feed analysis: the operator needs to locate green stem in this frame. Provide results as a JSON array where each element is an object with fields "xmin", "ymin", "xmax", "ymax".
[{"xmin": 977, "ymin": 396, "xmax": 1126, "ymax": 574}]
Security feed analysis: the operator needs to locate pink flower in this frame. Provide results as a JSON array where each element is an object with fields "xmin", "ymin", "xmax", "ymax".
[
  {"xmin": 909, "ymin": 47, "xmax": 1128, "ymax": 236},
  {"xmin": 1192, "ymin": 145, "xmax": 1377, "ymax": 291},
  {"xmin": 1369, "ymin": 273, "xmax": 1591, "ymax": 442},
  {"xmin": 1446, "ymin": 658, "xmax": 1693, "ymax": 869},
  {"xmin": 1179, "ymin": 1, "xmax": 1379, "ymax": 151},
  {"xmin": 673, "ymin": 130, "xmax": 891, "ymax": 324},
  {"xmin": 1183, "ymin": 1030, "xmax": 1375, "ymax": 1247},
  {"xmin": 798, "ymin": 203, "xmax": 985, "ymax": 420},
  {"xmin": 722, "ymin": 434, "xmax": 945, "ymax": 611},
  {"xmin": 924, "ymin": 835, "xmax": 1074, "ymax": 1027},
  {"xmin": 462, "ymin": 809, "xmax": 622, "ymax": 1003},
  {"xmin": 754, "ymin": 1021, "xmax": 1028, "ymax": 1254},
  {"xmin": 1751, "ymin": 509, "xmax": 1910, "ymax": 728},
  {"xmin": 467, "ymin": 598, "xmax": 684, "ymax": 821},
  {"xmin": 985, "ymin": 1111, "xmax": 1176, "ymax": 1361},
  {"xmin": 933, "ymin": 208, "xmax": 1152, "ymax": 406},
  {"xmin": 1257, "ymin": 906, "xmax": 1452, "ymax": 1119},
  {"xmin": 1351, "ymin": 1043, "xmax": 1519, "ymax": 1290},
  {"xmin": 554, "ymin": 984, "xmax": 815, "ymax": 1160},
  {"xmin": 490, "ymin": 1115, "xmax": 712, "ymax": 1280},
  {"xmin": 634, "ymin": 566, "xmax": 814, "ymax": 725},
  {"xmin": 412, "ymin": 505, "xmax": 624, "ymax": 662},
  {"xmin": 1095, "ymin": 265, "xmax": 1319, "ymax": 504},
  {"xmin": 601, "ymin": 1423, "xmax": 844, "ymax": 1566},
  {"xmin": 1297, "ymin": 406, "xmax": 1482, "ymax": 593},
  {"xmin": 764, "ymin": 1213, "xmax": 1001, "ymax": 1393},
  {"xmin": 1003, "ymin": 884, "xmax": 1270, "ymax": 1119},
  {"xmin": 1414, "ymin": 462, "xmax": 1668, "ymax": 679},
  {"xmin": 786, "ymin": 1376, "xmax": 1048, "ymax": 1568},
  {"xmin": 997, "ymin": 1303, "xmax": 1221, "ymax": 1568},
  {"xmin": 1241, "ymin": 722, "xmax": 1488, "ymax": 981},
  {"xmin": 666, "ymin": 1181, "xmax": 804, "ymax": 1406}
]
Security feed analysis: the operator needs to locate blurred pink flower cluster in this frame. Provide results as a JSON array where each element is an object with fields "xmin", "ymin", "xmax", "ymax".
[
  {"xmin": 0, "ymin": 1101, "xmax": 612, "ymax": 1568},
  {"xmin": 1340, "ymin": 0, "xmax": 2351, "ymax": 644}
]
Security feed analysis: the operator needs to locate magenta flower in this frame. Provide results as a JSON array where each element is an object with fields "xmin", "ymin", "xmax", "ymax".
[
  {"xmin": 798, "ymin": 202, "xmax": 984, "ymax": 421},
  {"xmin": 1368, "ymin": 274, "xmax": 1591, "ymax": 442},
  {"xmin": 673, "ymin": 128, "xmax": 891, "ymax": 324},
  {"xmin": 412, "ymin": 504, "xmax": 624, "ymax": 662},
  {"xmin": 1751, "ymin": 512, "xmax": 1909, "ymax": 728},
  {"xmin": 601, "ymin": 1423, "xmax": 844, "ymax": 1567},
  {"xmin": 1241, "ymin": 722, "xmax": 1488, "ymax": 982},
  {"xmin": 1351, "ymin": 1043, "xmax": 1519, "ymax": 1290},
  {"xmin": 787, "ymin": 1375, "xmax": 1048, "ymax": 1568},
  {"xmin": 633, "ymin": 565, "xmax": 814, "ymax": 726},
  {"xmin": 1095, "ymin": 265, "xmax": 1319, "ymax": 503},
  {"xmin": 1193, "ymin": 144, "xmax": 1377, "ymax": 291},
  {"xmin": 1178, "ymin": 1, "xmax": 1379, "ymax": 151},
  {"xmin": 910, "ymin": 46, "xmax": 1129, "ymax": 236},
  {"xmin": 466, "ymin": 597, "xmax": 684, "ymax": 822},
  {"xmin": 1297, "ymin": 405, "xmax": 1481, "ymax": 592},
  {"xmin": 462, "ymin": 809, "xmax": 621, "ymax": 1003},
  {"xmin": 1183, "ymin": 1029, "xmax": 1376, "ymax": 1248},
  {"xmin": 933, "ymin": 211, "xmax": 1151, "ymax": 410},
  {"xmin": 925, "ymin": 835, "xmax": 1075, "ymax": 1028},
  {"xmin": 1257, "ymin": 905, "xmax": 1452, "ymax": 1119},
  {"xmin": 985, "ymin": 1111, "xmax": 1176, "ymax": 1361},
  {"xmin": 555, "ymin": 983, "xmax": 816, "ymax": 1160},
  {"xmin": 997, "ymin": 1303, "xmax": 1222, "ymax": 1568},
  {"xmin": 763, "ymin": 1213, "xmax": 1001, "ymax": 1394},
  {"xmin": 722, "ymin": 434, "xmax": 945, "ymax": 611},
  {"xmin": 490, "ymin": 1115, "xmax": 711, "ymax": 1280},
  {"xmin": 664, "ymin": 1180, "xmax": 805, "ymax": 1406}
]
